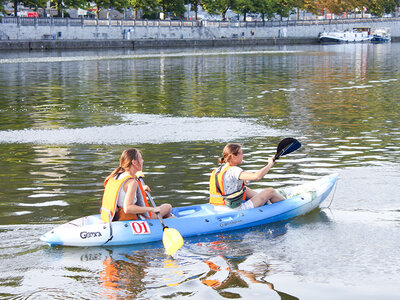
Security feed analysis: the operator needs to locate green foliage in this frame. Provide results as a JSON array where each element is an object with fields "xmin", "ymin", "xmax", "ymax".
[
  {"xmin": 91, "ymin": 0, "xmax": 112, "ymax": 17},
  {"xmin": 202, "ymin": 0, "xmax": 236, "ymax": 20},
  {"xmin": 50, "ymin": 0, "xmax": 88, "ymax": 17},
  {"xmin": 233, "ymin": 0, "xmax": 254, "ymax": 17},
  {"xmin": 5, "ymin": 0, "xmax": 400, "ymax": 19},
  {"xmin": 127, "ymin": 0, "xmax": 159, "ymax": 19},
  {"xmin": 252, "ymin": 0, "xmax": 279, "ymax": 20},
  {"xmin": 366, "ymin": 0, "xmax": 396, "ymax": 16},
  {"xmin": 160, "ymin": 0, "xmax": 186, "ymax": 18}
]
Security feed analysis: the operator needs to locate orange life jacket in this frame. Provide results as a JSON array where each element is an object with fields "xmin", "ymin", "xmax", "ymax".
[
  {"xmin": 100, "ymin": 175, "xmax": 150, "ymax": 222},
  {"xmin": 209, "ymin": 164, "xmax": 245, "ymax": 205}
]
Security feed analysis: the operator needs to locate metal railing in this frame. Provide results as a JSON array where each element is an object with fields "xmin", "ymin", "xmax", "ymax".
[{"xmin": 1, "ymin": 16, "xmax": 399, "ymax": 28}]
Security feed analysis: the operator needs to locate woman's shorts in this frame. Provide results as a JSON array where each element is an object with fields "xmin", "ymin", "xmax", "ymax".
[{"xmin": 240, "ymin": 199, "xmax": 254, "ymax": 210}]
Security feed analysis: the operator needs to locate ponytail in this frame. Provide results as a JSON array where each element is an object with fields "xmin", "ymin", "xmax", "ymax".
[
  {"xmin": 104, "ymin": 148, "xmax": 141, "ymax": 186},
  {"xmin": 220, "ymin": 143, "xmax": 242, "ymax": 164},
  {"xmin": 104, "ymin": 166, "xmax": 123, "ymax": 186}
]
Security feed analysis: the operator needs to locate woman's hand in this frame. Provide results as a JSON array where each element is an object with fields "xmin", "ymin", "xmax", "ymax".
[
  {"xmin": 268, "ymin": 156, "xmax": 275, "ymax": 166},
  {"xmin": 152, "ymin": 206, "xmax": 161, "ymax": 214},
  {"xmin": 143, "ymin": 185, "xmax": 151, "ymax": 192}
]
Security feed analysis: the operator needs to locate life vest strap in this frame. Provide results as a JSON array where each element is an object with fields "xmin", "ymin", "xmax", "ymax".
[
  {"xmin": 136, "ymin": 178, "xmax": 152, "ymax": 219},
  {"xmin": 209, "ymin": 194, "xmax": 224, "ymax": 198},
  {"xmin": 215, "ymin": 164, "xmax": 229, "ymax": 195}
]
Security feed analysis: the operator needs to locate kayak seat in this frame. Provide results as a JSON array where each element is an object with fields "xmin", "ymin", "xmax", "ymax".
[{"xmin": 172, "ymin": 204, "xmax": 214, "ymax": 218}]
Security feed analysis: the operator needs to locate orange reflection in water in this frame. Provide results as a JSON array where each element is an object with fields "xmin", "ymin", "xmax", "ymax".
[
  {"xmin": 99, "ymin": 253, "xmax": 148, "ymax": 299},
  {"xmin": 201, "ymin": 255, "xmax": 299, "ymax": 299}
]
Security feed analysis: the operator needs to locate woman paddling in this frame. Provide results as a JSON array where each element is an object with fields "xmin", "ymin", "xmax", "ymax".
[
  {"xmin": 100, "ymin": 148, "xmax": 172, "ymax": 222},
  {"xmin": 209, "ymin": 143, "xmax": 284, "ymax": 210}
]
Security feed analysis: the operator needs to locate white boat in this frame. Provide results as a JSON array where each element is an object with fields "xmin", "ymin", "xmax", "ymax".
[
  {"xmin": 319, "ymin": 28, "xmax": 373, "ymax": 43},
  {"xmin": 371, "ymin": 28, "xmax": 391, "ymax": 43}
]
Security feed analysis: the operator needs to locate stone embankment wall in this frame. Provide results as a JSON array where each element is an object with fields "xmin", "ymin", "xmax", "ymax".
[{"xmin": 0, "ymin": 17, "xmax": 399, "ymax": 50}]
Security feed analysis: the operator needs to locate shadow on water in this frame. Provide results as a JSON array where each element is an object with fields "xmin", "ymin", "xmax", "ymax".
[{"xmin": 288, "ymin": 208, "xmax": 332, "ymax": 227}]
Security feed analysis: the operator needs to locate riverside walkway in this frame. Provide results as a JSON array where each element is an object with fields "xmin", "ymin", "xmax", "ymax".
[{"xmin": 1, "ymin": 16, "xmax": 399, "ymax": 50}]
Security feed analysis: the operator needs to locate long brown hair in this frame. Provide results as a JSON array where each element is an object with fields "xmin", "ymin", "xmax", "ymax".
[
  {"xmin": 104, "ymin": 148, "xmax": 141, "ymax": 185},
  {"xmin": 218, "ymin": 143, "xmax": 242, "ymax": 164}
]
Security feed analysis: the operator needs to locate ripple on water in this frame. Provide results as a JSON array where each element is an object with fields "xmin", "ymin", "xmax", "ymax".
[
  {"xmin": 0, "ymin": 114, "xmax": 290, "ymax": 145},
  {"xmin": 18, "ymin": 200, "xmax": 69, "ymax": 207},
  {"xmin": 0, "ymin": 49, "xmax": 304, "ymax": 65}
]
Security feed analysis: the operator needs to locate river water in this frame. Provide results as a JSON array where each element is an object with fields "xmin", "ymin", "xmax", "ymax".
[{"xmin": 0, "ymin": 43, "xmax": 399, "ymax": 299}]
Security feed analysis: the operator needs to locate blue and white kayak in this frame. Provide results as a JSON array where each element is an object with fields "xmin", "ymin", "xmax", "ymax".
[{"xmin": 40, "ymin": 173, "xmax": 338, "ymax": 247}]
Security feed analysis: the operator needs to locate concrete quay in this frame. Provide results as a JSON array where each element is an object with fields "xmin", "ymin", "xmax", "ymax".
[
  {"xmin": 0, "ymin": 17, "xmax": 399, "ymax": 50},
  {"xmin": 0, "ymin": 37, "xmax": 318, "ymax": 51}
]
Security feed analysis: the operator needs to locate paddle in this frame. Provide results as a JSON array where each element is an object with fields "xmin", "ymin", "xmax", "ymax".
[
  {"xmin": 135, "ymin": 172, "xmax": 184, "ymax": 256},
  {"xmin": 274, "ymin": 138, "xmax": 301, "ymax": 161}
]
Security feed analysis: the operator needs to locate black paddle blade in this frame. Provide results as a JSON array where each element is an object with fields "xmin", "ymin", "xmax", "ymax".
[{"xmin": 274, "ymin": 138, "xmax": 301, "ymax": 160}]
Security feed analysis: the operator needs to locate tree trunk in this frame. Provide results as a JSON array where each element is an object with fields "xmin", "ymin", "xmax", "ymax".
[
  {"xmin": 14, "ymin": 0, "xmax": 17, "ymax": 16},
  {"xmin": 222, "ymin": 8, "xmax": 228, "ymax": 21}
]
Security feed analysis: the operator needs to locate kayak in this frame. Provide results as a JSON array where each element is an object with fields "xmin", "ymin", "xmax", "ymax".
[{"xmin": 40, "ymin": 173, "xmax": 338, "ymax": 247}]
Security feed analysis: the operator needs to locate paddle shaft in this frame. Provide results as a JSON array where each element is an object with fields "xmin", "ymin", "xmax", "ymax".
[
  {"xmin": 137, "ymin": 177, "xmax": 167, "ymax": 229},
  {"xmin": 136, "ymin": 174, "xmax": 184, "ymax": 256}
]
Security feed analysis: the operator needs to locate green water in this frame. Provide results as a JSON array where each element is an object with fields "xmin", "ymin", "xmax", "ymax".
[{"xmin": 0, "ymin": 44, "xmax": 399, "ymax": 299}]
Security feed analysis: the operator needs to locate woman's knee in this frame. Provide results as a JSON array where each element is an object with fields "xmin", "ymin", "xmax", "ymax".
[
  {"xmin": 262, "ymin": 187, "xmax": 275, "ymax": 196},
  {"xmin": 161, "ymin": 203, "xmax": 172, "ymax": 214}
]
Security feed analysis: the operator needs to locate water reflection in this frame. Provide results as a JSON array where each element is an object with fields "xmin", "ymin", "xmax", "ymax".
[
  {"xmin": 30, "ymin": 221, "xmax": 293, "ymax": 299},
  {"xmin": 99, "ymin": 252, "xmax": 149, "ymax": 299},
  {"xmin": 1, "ymin": 44, "xmax": 399, "ymax": 133},
  {"xmin": 95, "ymin": 223, "xmax": 294, "ymax": 299},
  {"xmin": 201, "ymin": 255, "xmax": 298, "ymax": 299},
  {"xmin": 1, "ymin": 44, "xmax": 400, "ymax": 299}
]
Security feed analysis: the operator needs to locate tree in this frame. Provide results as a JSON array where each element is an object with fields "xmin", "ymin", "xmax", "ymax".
[
  {"xmin": 233, "ymin": 0, "xmax": 254, "ymax": 21},
  {"xmin": 160, "ymin": 0, "xmax": 186, "ymax": 19},
  {"xmin": 366, "ymin": 0, "xmax": 397, "ymax": 16},
  {"xmin": 13, "ymin": 0, "xmax": 47, "ymax": 16},
  {"xmin": 49, "ymin": 0, "xmax": 87, "ymax": 17},
  {"xmin": 294, "ymin": 0, "xmax": 319, "ymax": 16},
  {"xmin": 202, "ymin": 0, "xmax": 235, "ymax": 20},
  {"xmin": 189, "ymin": 0, "xmax": 201, "ymax": 19},
  {"xmin": 275, "ymin": 0, "xmax": 295, "ymax": 19},
  {"xmin": 252, "ymin": 0, "xmax": 277, "ymax": 21},
  {"xmin": 91, "ymin": 0, "xmax": 113, "ymax": 17},
  {"xmin": 127, "ymin": 0, "xmax": 159, "ymax": 19}
]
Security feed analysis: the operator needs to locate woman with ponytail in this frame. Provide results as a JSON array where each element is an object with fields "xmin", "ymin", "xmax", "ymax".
[
  {"xmin": 209, "ymin": 143, "xmax": 284, "ymax": 210},
  {"xmin": 100, "ymin": 148, "xmax": 172, "ymax": 222}
]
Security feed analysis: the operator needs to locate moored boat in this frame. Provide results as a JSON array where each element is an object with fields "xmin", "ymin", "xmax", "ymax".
[
  {"xmin": 40, "ymin": 173, "xmax": 338, "ymax": 247},
  {"xmin": 319, "ymin": 28, "xmax": 372, "ymax": 43},
  {"xmin": 371, "ymin": 28, "xmax": 391, "ymax": 43}
]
